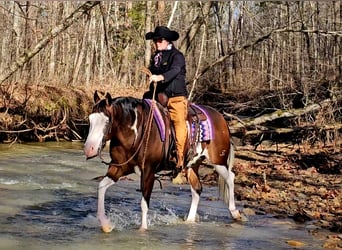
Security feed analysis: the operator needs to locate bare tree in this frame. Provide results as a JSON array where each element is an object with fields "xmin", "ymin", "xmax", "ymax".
[
  {"xmin": 144, "ymin": 1, "xmax": 153, "ymax": 67},
  {"xmin": 0, "ymin": 1, "xmax": 100, "ymax": 84},
  {"xmin": 0, "ymin": 1, "xmax": 339, "ymax": 103},
  {"xmin": 179, "ymin": 2, "xmax": 212, "ymax": 55}
]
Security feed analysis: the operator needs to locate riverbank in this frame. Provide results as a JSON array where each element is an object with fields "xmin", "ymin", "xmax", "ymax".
[
  {"xmin": 234, "ymin": 143, "xmax": 341, "ymax": 229},
  {"xmin": 0, "ymin": 84, "xmax": 143, "ymax": 142},
  {"xmin": 197, "ymin": 141, "xmax": 341, "ymax": 232},
  {"xmin": 198, "ymin": 142, "xmax": 342, "ymax": 248}
]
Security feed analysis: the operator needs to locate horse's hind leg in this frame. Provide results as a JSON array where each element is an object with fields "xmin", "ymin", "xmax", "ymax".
[
  {"xmin": 215, "ymin": 145, "xmax": 241, "ymax": 220},
  {"xmin": 186, "ymin": 167, "xmax": 202, "ymax": 222},
  {"xmin": 215, "ymin": 165, "xmax": 240, "ymax": 219},
  {"xmin": 97, "ymin": 176, "xmax": 115, "ymax": 233}
]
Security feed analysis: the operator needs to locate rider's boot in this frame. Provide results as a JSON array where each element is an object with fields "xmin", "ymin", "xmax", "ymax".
[{"xmin": 175, "ymin": 153, "xmax": 184, "ymax": 169}]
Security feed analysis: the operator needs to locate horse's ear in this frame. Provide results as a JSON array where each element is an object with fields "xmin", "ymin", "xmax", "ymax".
[
  {"xmin": 94, "ymin": 90, "xmax": 100, "ymax": 103},
  {"xmin": 105, "ymin": 92, "xmax": 112, "ymax": 106}
]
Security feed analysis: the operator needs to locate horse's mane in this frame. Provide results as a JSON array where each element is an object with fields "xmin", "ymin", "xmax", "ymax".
[
  {"xmin": 108, "ymin": 97, "xmax": 148, "ymax": 125},
  {"xmin": 112, "ymin": 96, "xmax": 144, "ymax": 110},
  {"xmin": 93, "ymin": 96, "xmax": 151, "ymax": 127}
]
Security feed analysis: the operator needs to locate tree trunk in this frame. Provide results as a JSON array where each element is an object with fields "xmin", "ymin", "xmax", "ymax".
[
  {"xmin": 85, "ymin": 10, "xmax": 97, "ymax": 86},
  {"xmin": 144, "ymin": 1, "xmax": 153, "ymax": 68},
  {"xmin": 0, "ymin": 1, "xmax": 100, "ymax": 85},
  {"xmin": 71, "ymin": 15, "xmax": 90, "ymax": 86},
  {"xmin": 179, "ymin": 2, "xmax": 212, "ymax": 55},
  {"xmin": 167, "ymin": 1, "xmax": 178, "ymax": 28},
  {"xmin": 157, "ymin": 1, "xmax": 165, "ymax": 26}
]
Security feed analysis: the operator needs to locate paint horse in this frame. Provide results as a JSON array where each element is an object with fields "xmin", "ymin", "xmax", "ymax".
[{"xmin": 84, "ymin": 91, "xmax": 240, "ymax": 232}]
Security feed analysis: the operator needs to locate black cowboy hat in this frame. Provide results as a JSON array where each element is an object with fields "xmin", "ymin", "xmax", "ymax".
[{"xmin": 145, "ymin": 26, "xmax": 179, "ymax": 41}]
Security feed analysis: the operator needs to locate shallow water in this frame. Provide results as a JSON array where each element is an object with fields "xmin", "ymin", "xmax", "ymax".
[{"xmin": 0, "ymin": 142, "xmax": 328, "ymax": 249}]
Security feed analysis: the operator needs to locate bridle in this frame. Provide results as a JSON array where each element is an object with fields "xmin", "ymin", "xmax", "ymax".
[{"xmin": 101, "ymin": 68, "xmax": 157, "ymax": 168}]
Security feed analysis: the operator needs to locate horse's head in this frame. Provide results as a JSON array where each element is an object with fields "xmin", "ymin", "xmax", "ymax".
[{"xmin": 84, "ymin": 91, "xmax": 113, "ymax": 160}]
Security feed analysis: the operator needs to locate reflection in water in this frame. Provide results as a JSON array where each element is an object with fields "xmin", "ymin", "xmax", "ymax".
[{"xmin": 0, "ymin": 142, "xmax": 328, "ymax": 250}]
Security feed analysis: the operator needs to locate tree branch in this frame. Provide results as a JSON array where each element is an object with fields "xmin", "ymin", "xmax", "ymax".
[
  {"xmin": 0, "ymin": 1, "xmax": 100, "ymax": 84},
  {"xmin": 193, "ymin": 27, "xmax": 341, "ymax": 81}
]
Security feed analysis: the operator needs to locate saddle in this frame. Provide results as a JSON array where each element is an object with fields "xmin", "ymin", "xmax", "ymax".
[
  {"xmin": 146, "ymin": 93, "xmax": 212, "ymax": 170},
  {"xmin": 188, "ymin": 104, "xmax": 207, "ymax": 122}
]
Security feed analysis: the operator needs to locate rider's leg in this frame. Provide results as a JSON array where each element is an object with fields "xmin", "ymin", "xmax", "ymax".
[{"xmin": 167, "ymin": 96, "xmax": 188, "ymax": 169}]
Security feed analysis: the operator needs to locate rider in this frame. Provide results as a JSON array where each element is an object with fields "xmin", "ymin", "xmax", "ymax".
[{"xmin": 143, "ymin": 26, "xmax": 188, "ymax": 170}]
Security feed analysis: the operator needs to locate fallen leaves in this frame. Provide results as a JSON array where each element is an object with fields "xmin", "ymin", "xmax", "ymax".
[{"xmin": 233, "ymin": 143, "xmax": 342, "ymax": 233}]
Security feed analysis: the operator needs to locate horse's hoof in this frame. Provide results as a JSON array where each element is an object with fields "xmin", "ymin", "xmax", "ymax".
[
  {"xmin": 101, "ymin": 224, "xmax": 113, "ymax": 233},
  {"xmin": 239, "ymin": 213, "xmax": 248, "ymax": 222},
  {"xmin": 231, "ymin": 210, "xmax": 242, "ymax": 221}
]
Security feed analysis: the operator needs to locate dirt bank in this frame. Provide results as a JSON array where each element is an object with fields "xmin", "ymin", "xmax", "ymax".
[
  {"xmin": 0, "ymin": 84, "xmax": 143, "ymax": 142},
  {"xmin": 197, "ymin": 141, "xmax": 342, "ymax": 236}
]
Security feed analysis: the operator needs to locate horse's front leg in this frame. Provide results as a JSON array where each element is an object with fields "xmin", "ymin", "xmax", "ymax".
[
  {"xmin": 140, "ymin": 196, "xmax": 148, "ymax": 230},
  {"xmin": 140, "ymin": 169, "xmax": 155, "ymax": 230},
  {"xmin": 186, "ymin": 168, "xmax": 202, "ymax": 222},
  {"xmin": 97, "ymin": 176, "xmax": 115, "ymax": 233}
]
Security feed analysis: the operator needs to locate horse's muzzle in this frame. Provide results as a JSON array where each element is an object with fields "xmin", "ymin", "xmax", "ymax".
[{"xmin": 84, "ymin": 145, "xmax": 99, "ymax": 160}]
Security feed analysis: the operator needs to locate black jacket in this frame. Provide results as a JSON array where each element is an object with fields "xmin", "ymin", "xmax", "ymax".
[{"xmin": 149, "ymin": 45, "xmax": 188, "ymax": 98}]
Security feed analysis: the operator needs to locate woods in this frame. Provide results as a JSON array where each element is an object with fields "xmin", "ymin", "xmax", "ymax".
[{"xmin": 0, "ymin": 1, "xmax": 341, "ymax": 146}]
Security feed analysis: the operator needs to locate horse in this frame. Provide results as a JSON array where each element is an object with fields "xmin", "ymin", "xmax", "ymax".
[{"xmin": 84, "ymin": 91, "xmax": 241, "ymax": 232}]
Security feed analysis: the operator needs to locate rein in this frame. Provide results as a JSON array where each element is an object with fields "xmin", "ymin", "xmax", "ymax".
[
  {"xmin": 141, "ymin": 84, "xmax": 157, "ymax": 170},
  {"xmin": 102, "ymin": 68, "xmax": 157, "ymax": 168}
]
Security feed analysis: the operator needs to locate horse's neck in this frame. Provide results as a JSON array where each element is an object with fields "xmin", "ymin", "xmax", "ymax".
[{"xmin": 110, "ymin": 104, "xmax": 140, "ymax": 149}]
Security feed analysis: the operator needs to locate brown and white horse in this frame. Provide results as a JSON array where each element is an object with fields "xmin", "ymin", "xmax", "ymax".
[{"xmin": 84, "ymin": 91, "xmax": 240, "ymax": 232}]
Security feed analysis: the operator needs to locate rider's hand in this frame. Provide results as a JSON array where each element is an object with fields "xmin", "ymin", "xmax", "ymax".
[{"xmin": 150, "ymin": 74, "xmax": 164, "ymax": 83}]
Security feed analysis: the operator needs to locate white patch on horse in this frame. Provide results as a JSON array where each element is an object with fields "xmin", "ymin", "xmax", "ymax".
[
  {"xmin": 130, "ymin": 108, "xmax": 138, "ymax": 141},
  {"xmin": 186, "ymin": 175, "xmax": 200, "ymax": 222},
  {"xmin": 215, "ymin": 164, "xmax": 240, "ymax": 219},
  {"xmin": 84, "ymin": 113, "xmax": 109, "ymax": 157},
  {"xmin": 97, "ymin": 176, "xmax": 115, "ymax": 232},
  {"xmin": 220, "ymin": 150, "xmax": 227, "ymax": 157},
  {"xmin": 186, "ymin": 144, "xmax": 209, "ymax": 167},
  {"xmin": 134, "ymin": 165, "xmax": 141, "ymax": 177},
  {"xmin": 140, "ymin": 197, "xmax": 148, "ymax": 230}
]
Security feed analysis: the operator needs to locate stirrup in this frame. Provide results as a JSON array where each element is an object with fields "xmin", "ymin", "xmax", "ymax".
[{"xmin": 175, "ymin": 154, "xmax": 184, "ymax": 169}]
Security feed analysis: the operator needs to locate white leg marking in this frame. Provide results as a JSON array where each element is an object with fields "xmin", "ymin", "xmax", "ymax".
[
  {"xmin": 186, "ymin": 186, "xmax": 200, "ymax": 222},
  {"xmin": 215, "ymin": 165, "xmax": 240, "ymax": 219},
  {"xmin": 140, "ymin": 197, "xmax": 148, "ymax": 230},
  {"xmin": 97, "ymin": 176, "xmax": 115, "ymax": 232}
]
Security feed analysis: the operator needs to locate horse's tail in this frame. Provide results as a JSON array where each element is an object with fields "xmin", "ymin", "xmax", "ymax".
[
  {"xmin": 227, "ymin": 140, "xmax": 235, "ymax": 172},
  {"xmin": 218, "ymin": 140, "xmax": 235, "ymax": 204}
]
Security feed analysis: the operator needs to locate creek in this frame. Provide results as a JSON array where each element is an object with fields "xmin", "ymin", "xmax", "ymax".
[{"xmin": 0, "ymin": 142, "xmax": 328, "ymax": 249}]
